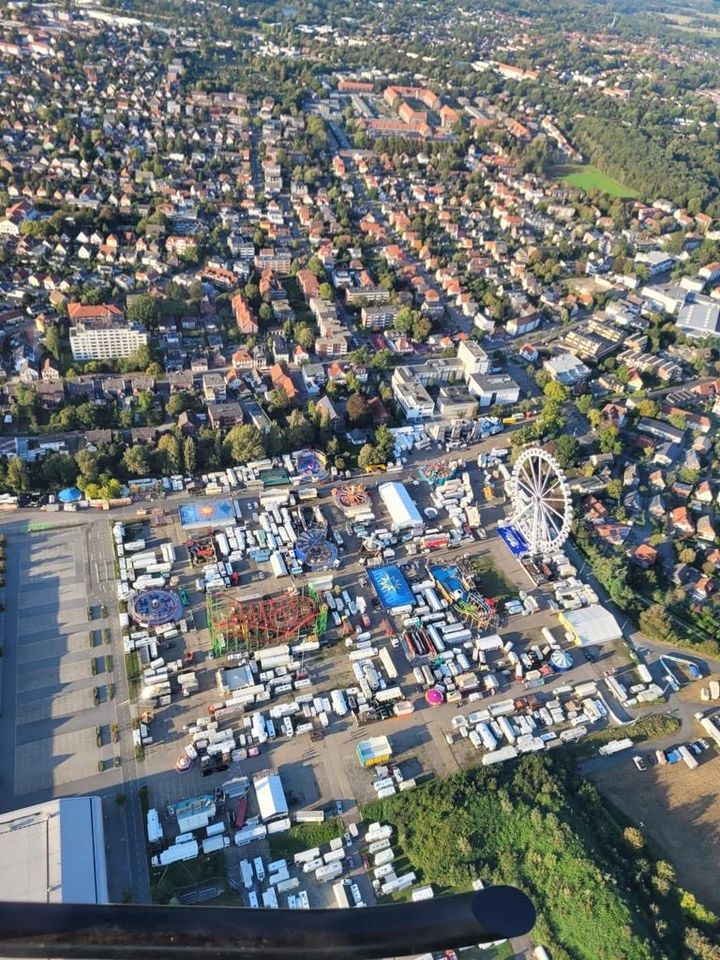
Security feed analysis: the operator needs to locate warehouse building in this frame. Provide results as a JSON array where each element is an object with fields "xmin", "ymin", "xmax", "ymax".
[
  {"xmin": 378, "ymin": 481, "xmax": 424, "ymax": 533},
  {"xmin": 558, "ymin": 605, "xmax": 623, "ymax": 647},
  {"xmin": 0, "ymin": 797, "xmax": 108, "ymax": 904}
]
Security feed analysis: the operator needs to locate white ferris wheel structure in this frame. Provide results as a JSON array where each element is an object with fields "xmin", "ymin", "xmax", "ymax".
[{"xmin": 509, "ymin": 447, "xmax": 573, "ymax": 556}]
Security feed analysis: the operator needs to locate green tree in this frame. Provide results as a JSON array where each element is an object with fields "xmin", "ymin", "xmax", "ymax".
[
  {"xmin": 294, "ymin": 324, "xmax": 315, "ymax": 351},
  {"xmin": 41, "ymin": 453, "xmax": 77, "ymax": 488},
  {"xmin": 122, "ymin": 445, "xmax": 151, "ymax": 477},
  {"xmin": 598, "ymin": 426, "xmax": 622, "ymax": 454},
  {"xmin": 553, "ymin": 435, "xmax": 579, "ymax": 469},
  {"xmin": 183, "ymin": 436, "xmax": 197, "ymax": 475},
  {"xmin": 224, "ymin": 424, "xmax": 265, "ymax": 464},
  {"xmin": 126, "ymin": 294, "xmax": 160, "ymax": 329},
  {"xmin": 357, "ymin": 443, "xmax": 380, "ymax": 471},
  {"xmin": 606, "ymin": 478, "xmax": 623, "ymax": 501},
  {"xmin": 411, "ymin": 314, "xmax": 433, "ymax": 342},
  {"xmin": 286, "ymin": 409, "xmax": 314, "ymax": 449},
  {"xmin": 346, "ymin": 392, "xmax": 370, "ymax": 425},
  {"xmin": 307, "ymin": 256, "xmax": 326, "ymax": 279},
  {"xmin": 374, "ymin": 425, "xmax": 395, "ymax": 463},
  {"xmin": 166, "ymin": 391, "xmax": 194, "ymax": 418},
  {"xmin": 318, "ymin": 282, "xmax": 333, "ymax": 300},
  {"xmin": 75, "ymin": 450, "xmax": 99, "ymax": 485},
  {"xmin": 394, "ymin": 306, "xmax": 414, "ymax": 334},
  {"xmin": 45, "ymin": 325, "xmax": 61, "ymax": 361},
  {"xmin": 269, "ymin": 387, "xmax": 290, "ymax": 412},
  {"xmin": 543, "ymin": 380, "xmax": 570, "ymax": 404},
  {"xmin": 6, "ymin": 457, "xmax": 29, "ymax": 494},
  {"xmin": 370, "ymin": 349, "xmax": 394, "ymax": 371},
  {"xmin": 638, "ymin": 604, "xmax": 679, "ymax": 646},
  {"xmin": 157, "ymin": 434, "xmax": 181, "ymax": 473}
]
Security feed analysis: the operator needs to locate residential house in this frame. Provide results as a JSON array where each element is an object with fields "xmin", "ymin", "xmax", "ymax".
[
  {"xmin": 202, "ymin": 373, "xmax": 226, "ymax": 403},
  {"xmin": 269, "ymin": 363, "xmax": 299, "ymax": 403},
  {"xmin": 315, "ymin": 395, "xmax": 344, "ymax": 432},
  {"xmin": 207, "ymin": 402, "xmax": 244, "ymax": 429},
  {"xmin": 232, "ymin": 293, "xmax": 259, "ymax": 336},
  {"xmin": 671, "ymin": 507, "xmax": 695, "ymax": 536}
]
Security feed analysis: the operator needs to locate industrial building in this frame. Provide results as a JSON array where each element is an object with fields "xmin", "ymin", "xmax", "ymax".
[
  {"xmin": 558, "ymin": 605, "xmax": 623, "ymax": 646},
  {"xmin": 0, "ymin": 797, "xmax": 108, "ymax": 904},
  {"xmin": 254, "ymin": 771, "xmax": 288, "ymax": 822},
  {"xmin": 377, "ymin": 481, "xmax": 424, "ymax": 533}
]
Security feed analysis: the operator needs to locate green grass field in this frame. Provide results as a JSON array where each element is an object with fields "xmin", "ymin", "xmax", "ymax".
[{"xmin": 553, "ymin": 163, "xmax": 637, "ymax": 199}]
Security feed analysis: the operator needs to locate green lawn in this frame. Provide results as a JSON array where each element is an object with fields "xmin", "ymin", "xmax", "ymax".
[
  {"xmin": 466, "ymin": 556, "xmax": 517, "ymax": 602},
  {"xmin": 267, "ymin": 817, "xmax": 343, "ymax": 858},
  {"xmin": 553, "ymin": 163, "xmax": 637, "ymax": 199}
]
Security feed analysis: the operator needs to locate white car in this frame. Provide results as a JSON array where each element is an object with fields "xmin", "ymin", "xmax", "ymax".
[{"xmin": 632, "ymin": 755, "xmax": 647, "ymax": 772}]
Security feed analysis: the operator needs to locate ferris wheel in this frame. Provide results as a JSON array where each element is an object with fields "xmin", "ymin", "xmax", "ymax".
[{"xmin": 509, "ymin": 447, "xmax": 573, "ymax": 556}]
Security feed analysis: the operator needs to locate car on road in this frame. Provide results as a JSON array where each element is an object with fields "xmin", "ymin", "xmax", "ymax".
[
  {"xmin": 632, "ymin": 756, "xmax": 647, "ymax": 772},
  {"xmin": 391, "ymin": 636, "xmax": 400, "ymax": 648},
  {"xmin": 335, "ymin": 800, "xmax": 344, "ymax": 815}
]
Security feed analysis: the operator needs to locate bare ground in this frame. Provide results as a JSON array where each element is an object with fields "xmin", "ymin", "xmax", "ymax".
[{"xmin": 590, "ymin": 753, "xmax": 720, "ymax": 912}]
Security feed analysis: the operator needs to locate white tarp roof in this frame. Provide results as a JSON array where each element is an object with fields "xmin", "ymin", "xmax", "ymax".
[
  {"xmin": 562, "ymin": 605, "xmax": 622, "ymax": 645},
  {"xmin": 378, "ymin": 482, "xmax": 423, "ymax": 529},
  {"xmin": 254, "ymin": 773, "xmax": 288, "ymax": 822}
]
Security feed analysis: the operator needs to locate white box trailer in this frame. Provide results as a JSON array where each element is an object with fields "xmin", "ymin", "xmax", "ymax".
[
  {"xmin": 315, "ymin": 861, "xmax": 343, "ymax": 883},
  {"xmin": 270, "ymin": 551, "xmax": 289, "ymax": 578},
  {"xmin": 481, "ymin": 746, "xmax": 518, "ymax": 766},
  {"xmin": 365, "ymin": 824, "xmax": 393, "ymax": 844},
  {"xmin": 293, "ymin": 847, "xmax": 321, "ymax": 865},
  {"xmin": 151, "ymin": 840, "xmax": 199, "ymax": 867},
  {"xmin": 293, "ymin": 810, "xmax": 325, "ymax": 825},
  {"xmin": 147, "ymin": 809, "xmax": 163, "ymax": 844},
  {"xmin": 373, "ymin": 848, "xmax": 395, "ymax": 867},
  {"xmin": 201, "ymin": 835, "xmax": 230, "ymax": 854}
]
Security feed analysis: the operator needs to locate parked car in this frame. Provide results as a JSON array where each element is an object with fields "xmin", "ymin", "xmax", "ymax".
[{"xmin": 632, "ymin": 756, "xmax": 647, "ymax": 772}]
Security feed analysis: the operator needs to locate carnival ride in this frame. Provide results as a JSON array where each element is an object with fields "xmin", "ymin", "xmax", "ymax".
[
  {"xmin": 129, "ymin": 588, "xmax": 184, "ymax": 628},
  {"xmin": 509, "ymin": 447, "xmax": 573, "ymax": 556},
  {"xmin": 417, "ymin": 459, "xmax": 460, "ymax": 486},
  {"xmin": 332, "ymin": 482, "xmax": 371, "ymax": 514},
  {"xmin": 207, "ymin": 587, "xmax": 327, "ymax": 655},
  {"xmin": 432, "ymin": 562, "xmax": 499, "ymax": 633},
  {"xmin": 295, "ymin": 525, "xmax": 338, "ymax": 570},
  {"xmin": 293, "ymin": 449, "xmax": 329, "ymax": 483}
]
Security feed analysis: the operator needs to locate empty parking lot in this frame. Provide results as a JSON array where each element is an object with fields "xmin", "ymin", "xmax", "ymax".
[{"xmin": 0, "ymin": 525, "xmax": 116, "ymax": 804}]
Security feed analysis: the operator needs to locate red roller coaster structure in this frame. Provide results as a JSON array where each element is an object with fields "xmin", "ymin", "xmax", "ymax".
[{"xmin": 208, "ymin": 589, "xmax": 324, "ymax": 653}]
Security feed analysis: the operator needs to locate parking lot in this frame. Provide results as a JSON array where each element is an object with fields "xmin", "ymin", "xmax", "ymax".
[{"xmin": 0, "ymin": 525, "xmax": 118, "ymax": 805}]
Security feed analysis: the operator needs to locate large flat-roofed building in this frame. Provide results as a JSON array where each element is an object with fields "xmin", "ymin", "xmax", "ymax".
[
  {"xmin": 69, "ymin": 317, "xmax": 148, "ymax": 361},
  {"xmin": 0, "ymin": 797, "xmax": 108, "ymax": 904}
]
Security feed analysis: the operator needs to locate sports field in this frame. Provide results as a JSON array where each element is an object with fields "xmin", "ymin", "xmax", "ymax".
[{"xmin": 553, "ymin": 163, "xmax": 637, "ymax": 199}]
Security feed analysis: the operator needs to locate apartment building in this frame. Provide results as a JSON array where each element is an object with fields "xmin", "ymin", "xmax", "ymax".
[{"xmin": 69, "ymin": 305, "xmax": 148, "ymax": 361}]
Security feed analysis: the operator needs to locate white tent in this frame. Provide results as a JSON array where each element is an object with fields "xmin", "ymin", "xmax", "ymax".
[{"xmin": 254, "ymin": 772, "xmax": 288, "ymax": 822}]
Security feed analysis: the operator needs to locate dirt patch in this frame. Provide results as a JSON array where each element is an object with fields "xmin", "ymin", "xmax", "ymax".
[{"xmin": 590, "ymin": 753, "xmax": 720, "ymax": 912}]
